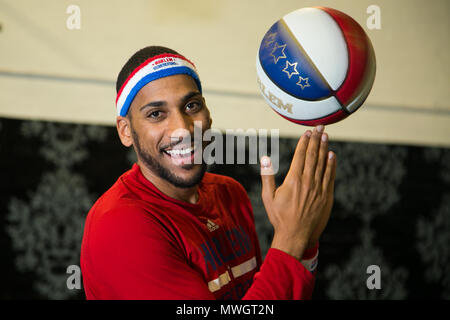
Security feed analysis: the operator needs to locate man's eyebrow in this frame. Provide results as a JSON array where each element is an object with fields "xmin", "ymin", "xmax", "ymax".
[
  {"xmin": 181, "ymin": 91, "xmax": 202, "ymax": 103},
  {"xmin": 139, "ymin": 91, "xmax": 202, "ymax": 112},
  {"xmin": 140, "ymin": 100, "xmax": 166, "ymax": 111}
]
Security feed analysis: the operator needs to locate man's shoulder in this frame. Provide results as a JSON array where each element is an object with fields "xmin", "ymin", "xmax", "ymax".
[
  {"xmin": 92, "ymin": 175, "xmax": 138, "ymax": 212},
  {"xmin": 85, "ymin": 168, "xmax": 159, "ymax": 227},
  {"xmin": 84, "ymin": 182, "xmax": 163, "ymax": 245}
]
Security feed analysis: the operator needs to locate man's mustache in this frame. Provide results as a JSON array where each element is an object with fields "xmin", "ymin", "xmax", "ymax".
[{"xmin": 160, "ymin": 131, "xmax": 208, "ymax": 151}]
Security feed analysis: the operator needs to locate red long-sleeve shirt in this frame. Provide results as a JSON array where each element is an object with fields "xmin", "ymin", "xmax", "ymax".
[{"xmin": 80, "ymin": 163, "xmax": 318, "ymax": 299}]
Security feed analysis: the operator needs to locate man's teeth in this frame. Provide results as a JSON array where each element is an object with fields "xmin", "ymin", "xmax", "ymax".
[{"xmin": 166, "ymin": 147, "xmax": 194, "ymax": 156}]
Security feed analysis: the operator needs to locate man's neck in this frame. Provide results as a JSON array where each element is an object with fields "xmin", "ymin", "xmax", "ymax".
[{"xmin": 137, "ymin": 161, "xmax": 199, "ymax": 204}]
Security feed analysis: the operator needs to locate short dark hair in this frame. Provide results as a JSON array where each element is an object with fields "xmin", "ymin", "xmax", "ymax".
[{"xmin": 116, "ymin": 46, "xmax": 180, "ymax": 94}]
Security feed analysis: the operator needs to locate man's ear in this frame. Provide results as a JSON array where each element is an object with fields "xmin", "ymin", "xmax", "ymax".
[
  {"xmin": 203, "ymin": 97, "xmax": 212, "ymax": 128},
  {"xmin": 116, "ymin": 116, "xmax": 133, "ymax": 147}
]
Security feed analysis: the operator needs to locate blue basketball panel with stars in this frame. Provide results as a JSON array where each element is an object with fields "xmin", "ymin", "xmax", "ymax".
[{"xmin": 258, "ymin": 20, "xmax": 332, "ymax": 101}]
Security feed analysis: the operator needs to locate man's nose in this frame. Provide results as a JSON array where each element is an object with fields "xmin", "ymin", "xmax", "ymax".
[{"xmin": 168, "ymin": 111, "xmax": 193, "ymax": 143}]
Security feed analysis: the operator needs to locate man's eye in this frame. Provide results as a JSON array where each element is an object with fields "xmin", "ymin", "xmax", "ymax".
[
  {"xmin": 186, "ymin": 102, "xmax": 202, "ymax": 112},
  {"xmin": 148, "ymin": 111, "xmax": 162, "ymax": 118}
]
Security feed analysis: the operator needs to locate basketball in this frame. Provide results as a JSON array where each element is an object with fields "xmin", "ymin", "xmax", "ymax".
[{"xmin": 256, "ymin": 7, "xmax": 376, "ymax": 126}]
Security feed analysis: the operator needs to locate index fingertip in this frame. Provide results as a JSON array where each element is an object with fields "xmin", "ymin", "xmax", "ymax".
[{"xmin": 261, "ymin": 156, "xmax": 272, "ymax": 168}]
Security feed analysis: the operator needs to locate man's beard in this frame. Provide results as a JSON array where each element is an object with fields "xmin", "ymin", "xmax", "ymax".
[{"xmin": 131, "ymin": 126, "xmax": 207, "ymax": 189}]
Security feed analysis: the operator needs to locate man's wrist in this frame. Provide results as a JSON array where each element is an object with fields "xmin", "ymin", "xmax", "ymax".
[
  {"xmin": 302, "ymin": 241, "xmax": 319, "ymax": 260},
  {"xmin": 270, "ymin": 233, "xmax": 308, "ymax": 261}
]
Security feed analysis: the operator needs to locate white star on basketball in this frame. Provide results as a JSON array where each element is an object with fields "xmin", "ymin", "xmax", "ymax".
[
  {"xmin": 296, "ymin": 76, "xmax": 311, "ymax": 90},
  {"xmin": 270, "ymin": 42, "xmax": 287, "ymax": 64},
  {"xmin": 282, "ymin": 60, "xmax": 300, "ymax": 79}
]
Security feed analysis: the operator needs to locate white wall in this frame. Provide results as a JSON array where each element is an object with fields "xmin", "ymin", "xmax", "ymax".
[{"xmin": 0, "ymin": 0, "xmax": 449, "ymax": 146}]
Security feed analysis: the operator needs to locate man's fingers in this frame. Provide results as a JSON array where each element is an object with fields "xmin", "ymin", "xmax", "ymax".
[
  {"xmin": 303, "ymin": 125, "xmax": 324, "ymax": 182},
  {"xmin": 260, "ymin": 156, "xmax": 276, "ymax": 205},
  {"xmin": 314, "ymin": 132, "xmax": 328, "ymax": 186},
  {"xmin": 285, "ymin": 130, "xmax": 311, "ymax": 182},
  {"xmin": 322, "ymin": 151, "xmax": 337, "ymax": 195}
]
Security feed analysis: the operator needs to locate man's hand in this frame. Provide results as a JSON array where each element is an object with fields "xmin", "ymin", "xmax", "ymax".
[{"xmin": 260, "ymin": 125, "xmax": 336, "ymax": 260}]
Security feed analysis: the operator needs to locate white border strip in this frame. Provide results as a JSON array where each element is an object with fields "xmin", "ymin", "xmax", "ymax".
[
  {"xmin": 207, "ymin": 257, "xmax": 258, "ymax": 293},
  {"xmin": 300, "ymin": 250, "xmax": 319, "ymax": 273},
  {"xmin": 208, "ymin": 271, "xmax": 231, "ymax": 293},
  {"xmin": 231, "ymin": 257, "xmax": 257, "ymax": 278}
]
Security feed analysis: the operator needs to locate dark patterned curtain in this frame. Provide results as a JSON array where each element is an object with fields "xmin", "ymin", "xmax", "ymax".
[{"xmin": 1, "ymin": 117, "xmax": 448, "ymax": 299}]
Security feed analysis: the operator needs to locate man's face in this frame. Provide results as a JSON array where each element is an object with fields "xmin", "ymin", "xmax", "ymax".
[{"xmin": 126, "ymin": 74, "xmax": 211, "ymax": 188}]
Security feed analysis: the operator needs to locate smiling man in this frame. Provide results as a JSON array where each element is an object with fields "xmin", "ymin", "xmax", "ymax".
[{"xmin": 80, "ymin": 46, "xmax": 336, "ymax": 300}]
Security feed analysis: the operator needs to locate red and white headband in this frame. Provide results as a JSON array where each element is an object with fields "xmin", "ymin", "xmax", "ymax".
[{"xmin": 115, "ymin": 53, "xmax": 202, "ymax": 116}]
